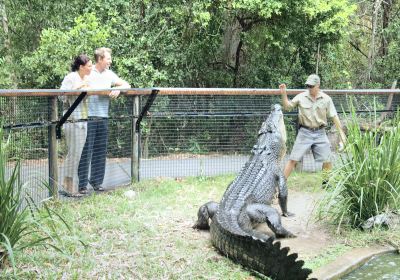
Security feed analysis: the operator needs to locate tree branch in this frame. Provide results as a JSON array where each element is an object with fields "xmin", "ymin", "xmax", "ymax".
[{"xmin": 348, "ymin": 40, "xmax": 368, "ymax": 58}]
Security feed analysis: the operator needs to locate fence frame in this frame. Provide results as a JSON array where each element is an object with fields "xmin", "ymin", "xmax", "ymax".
[{"xmin": 1, "ymin": 87, "xmax": 399, "ymax": 198}]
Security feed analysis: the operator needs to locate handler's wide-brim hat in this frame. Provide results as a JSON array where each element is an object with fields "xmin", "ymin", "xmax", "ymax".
[{"xmin": 305, "ymin": 74, "xmax": 320, "ymax": 86}]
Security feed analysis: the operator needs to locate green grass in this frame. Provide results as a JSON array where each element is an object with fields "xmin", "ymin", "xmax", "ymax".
[
  {"xmin": 305, "ymin": 244, "xmax": 350, "ymax": 271},
  {"xmin": 1, "ymin": 172, "xmax": 398, "ymax": 279},
  {"xmin": 0, "ymin": 175, "xmax": 260, "ymax": 279},
  {"xmin": 287, "ymin": 171, "xmax": 323, "ymax": 193}
]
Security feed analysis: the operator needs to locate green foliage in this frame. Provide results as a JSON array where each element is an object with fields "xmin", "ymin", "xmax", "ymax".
[
  {"xmin": 317, "ymin": 42, "xmax": 358, "ymax": 89},
  {"xmin": 231, "ymin": 0, "xmax": 284, "ymax": 18},
  {"xmin": 0, "ymin": 129, "xmax": 27, "ymax": 269},
  {"xmin": 3, "ymin": 0, "xmax": 400, "ymax": 90},
  {"xmin": 0, "ymin": 126, "xmax": 71, "ymax": 271},
  {"xmin": 317, "ymin": 105, "xmax": 400, "ymax": 229},
  {"xmin": 227, "ymin": 0, "xmax": 356, "ymax": 88},
  {"xmin": 377, "ymin": 16, "xmax": 400, "ymax": 85},
  {"xmin": 302, "ymin": 0, "xmax": 356, "ymax": 35},
  {"xmin": 0, "ymin": 58, "xmax": 12, "ymax": 88},
  {"xmin": 0, "ymin": 0, "xmax": 358, "ymax": 89},
  {"xmin": 21, "ymin": 13, "xmax": 109, "ymax": 88},
  {"xmin": 326, "ymin": 0, "xmax": 400, "ymax": 88}
]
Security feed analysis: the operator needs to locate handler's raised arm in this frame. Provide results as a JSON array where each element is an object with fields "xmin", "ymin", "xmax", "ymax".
[{"xmin": 279, "ymin": 84, "xmax": 292, "ymax": 111}]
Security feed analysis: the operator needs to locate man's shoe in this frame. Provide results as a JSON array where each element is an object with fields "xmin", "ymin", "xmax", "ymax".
[
  {"xmin": 92, "ymin": 185, "xmax": 105, "ymax": 192},
  {"xmin": 78, "ymin": 188, "xmax": 89, "ymax": 194}
]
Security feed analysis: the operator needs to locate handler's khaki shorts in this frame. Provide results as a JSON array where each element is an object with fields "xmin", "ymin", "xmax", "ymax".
[{"xmin": 289, "ymin": 127, "xmax": 332, "ymax": 163}]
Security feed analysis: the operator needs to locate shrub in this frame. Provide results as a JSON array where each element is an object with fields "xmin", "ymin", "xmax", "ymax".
[
  {"xmin": 0, "ymin": 126, "xmax": 70, "ymax": 271},
  {"xmin": 317, "ymin": 105, "xmax": 400, "ymax": 229}
]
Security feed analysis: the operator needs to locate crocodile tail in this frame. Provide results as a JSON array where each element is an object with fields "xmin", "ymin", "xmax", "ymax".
[{"xmin": 210, "ymin": 220, "xmax": 314, "ymax": 280}]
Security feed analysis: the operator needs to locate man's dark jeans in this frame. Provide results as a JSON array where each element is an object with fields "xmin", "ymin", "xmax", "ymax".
[{"xmin": 78, "ymin": 118, "xmax": 108, "ymax": 189}]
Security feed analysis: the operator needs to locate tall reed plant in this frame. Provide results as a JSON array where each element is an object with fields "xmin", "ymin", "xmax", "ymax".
[
  {"xmin": 317, "ymin": 104, "xmax": 400, "ymax": 229},
  {"xmin": 0, "ymin": 126, "xmax": 70, "ymax": 271}
]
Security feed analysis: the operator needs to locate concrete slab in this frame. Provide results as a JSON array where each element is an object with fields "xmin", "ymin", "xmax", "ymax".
[
  {"xmin": 311, "ymin": 246, "xmax": 397, "ymax": 280},
  {"xmin": 254, "ymin": 190, "xmax": 397, "ymax": 279}
]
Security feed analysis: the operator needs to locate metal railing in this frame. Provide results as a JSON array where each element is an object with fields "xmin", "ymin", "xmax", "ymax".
[{"xmin": 1, "ymin": 87, "xmax": 399, "ymax": 201}]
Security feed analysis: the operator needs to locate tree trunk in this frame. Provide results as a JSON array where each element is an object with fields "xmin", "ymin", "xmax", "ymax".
[
  {"xmin": 232, "ymin": 40, "xmax": 243, "ymax": 87},
  {"xmin": 221, "ymin": 17, "xmax": 243, "ymax": 87},
  {"xmin": 222, "ymin": 18, "xmax": 242, "ymax": 70},
  {"xmin": 367, "ymin": 0, "xmax": 383, "ymax": 82},
  {"xmin": 0, "ymin": 1, "xmax": 10, "ymax": 50},
  {"xmin": 140, "ymin": 1, "xmax": 145, "ymax": 19},
  {"xmin": 1, "ymin": 0, "xmax": 18, "ymax": 114},
  {"xmin": 379, "ymin": 0, "xmax": 393, "ymax": 57},
  {"xmin": 1, "ymin": 0, "xmax": 16, "ymax": 86},
  {"xmin": 378, "ymin": 80, "xmax": 397, "ymax": 123},
  {"xmin": 315, "ymin": 42, "xmax": 321, "ymax": 75}
]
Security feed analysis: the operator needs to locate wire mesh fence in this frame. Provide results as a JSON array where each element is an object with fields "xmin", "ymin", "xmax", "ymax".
[{"xmin": 1, "ymin": 88, "xmax": 399, "ymax": 201}]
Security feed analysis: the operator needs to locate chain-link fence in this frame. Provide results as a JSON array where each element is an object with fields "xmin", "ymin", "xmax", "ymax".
[{"xmin": 1, "ymin": 88, "xmax": 399, "ymax": 201}]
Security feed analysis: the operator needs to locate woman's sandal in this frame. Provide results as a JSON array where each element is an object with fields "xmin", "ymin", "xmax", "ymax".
[
  {"xmin": 59, "ymin": 190, "xmax": 84, "ymax": 198},
  {"xmin": 69, "ymin": 192, "xmax": 84, "ymax": 198}
]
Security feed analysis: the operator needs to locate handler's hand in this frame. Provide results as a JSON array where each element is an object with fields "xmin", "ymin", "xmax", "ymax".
[
  {"xmin": 338, "ymin": 141, "xmax": 345, "ymax": 152},
  {"xmin": 279, "ymin": 84, "xmax": 287, "ymax": 94},
  {"xmin": 109, "ymin": 90, "xmax": 120, "ymax": 99}
]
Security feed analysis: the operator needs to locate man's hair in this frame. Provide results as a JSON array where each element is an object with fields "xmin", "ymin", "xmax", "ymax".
[{"xmin": 94, "ymin": 47, "xmax": 112, "ymax": 62}]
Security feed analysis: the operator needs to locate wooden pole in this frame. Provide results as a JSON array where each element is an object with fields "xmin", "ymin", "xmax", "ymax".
[
  {"xmin": 48, "ymin": 96, "xmax": 58, "ymax": 198},
  {"xmin": 378, "ymin": 80, "xmax": 397, "ymax": 124},
  {"xmin": 131, "ymin": 95, "xmax": 140, "ymax": 182}
]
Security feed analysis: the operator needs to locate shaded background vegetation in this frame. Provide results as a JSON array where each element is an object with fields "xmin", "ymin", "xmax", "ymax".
[
  {"xmin": 1, "ymin": 0, "xmax": 398, "ymax": 90},
  {"xmin": 1, "ymin": 0, "xmax": 399, "ymax": 160}
]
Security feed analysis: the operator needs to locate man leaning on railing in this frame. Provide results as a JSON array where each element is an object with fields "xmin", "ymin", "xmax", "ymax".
[{"xmin": 77, "ymin": 47, "xmax": 130, "ymax": 194}]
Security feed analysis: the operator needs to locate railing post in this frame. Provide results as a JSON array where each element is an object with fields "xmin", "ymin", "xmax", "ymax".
[
  {"xmin": 131, "ymin": 95, "xmax": 140, "ymax": 182},
  {"xmin": 48, "ymin": 96, "xmax": 58, "ymax": 198}
]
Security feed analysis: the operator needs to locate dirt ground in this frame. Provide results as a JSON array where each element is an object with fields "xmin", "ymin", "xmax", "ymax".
[
  {"xmin": 257, "ymin": 190, "xmax": 336, "ymax": 260},
  {"xmin": 194, "ymin": 189, "xmax": 336, "ymax": 261}
]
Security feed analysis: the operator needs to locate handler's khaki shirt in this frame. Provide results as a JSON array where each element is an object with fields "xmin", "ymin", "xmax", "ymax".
[{"xmin": 286, "ymin": 90, "xmax": 337, "ymax": 128}]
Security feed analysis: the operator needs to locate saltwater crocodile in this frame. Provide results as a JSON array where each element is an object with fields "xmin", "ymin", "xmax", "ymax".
[{"xmin": 193, "ymin": 104, "xmax": 313, "ymax": 280}]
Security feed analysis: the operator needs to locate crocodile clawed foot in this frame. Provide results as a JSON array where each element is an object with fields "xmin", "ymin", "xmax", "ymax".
[
  {"xmin": 275, "ymin": 230, "xmax": 296, "ymax": 239},
  {"xmin": 286, "ymin": 231, "xmax": 297, "ymax": 238},
  {"xmin": 252, "ymin": 235, "xmax": 275, "ymax": 242},
  {"xmin": 192, "ymin": 221, "xmax": 210, "ymax": 230},
  {"xmin": 282, "ymin": 211, "xmax": 295, "ymax": 217}
]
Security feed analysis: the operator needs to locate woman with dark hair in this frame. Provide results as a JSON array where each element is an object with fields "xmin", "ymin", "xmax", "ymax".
[{"xmin": 59, "ymin": 54, "xmax": 93, "ymax": 197}]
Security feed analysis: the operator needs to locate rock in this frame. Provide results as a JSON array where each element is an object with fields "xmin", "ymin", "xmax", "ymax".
[
  {"xmin": 362, "ymin": 212, "xmax": 400, "ymax": 230},
  {"xmin": 124, "ymin": 190, "xmax": 136, "ymax": 199}
]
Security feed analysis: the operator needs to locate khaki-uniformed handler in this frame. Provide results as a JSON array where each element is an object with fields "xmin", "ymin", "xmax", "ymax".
[{"xmin": 279, "ymin": 74, "xmax": 346, "ymax": 181}]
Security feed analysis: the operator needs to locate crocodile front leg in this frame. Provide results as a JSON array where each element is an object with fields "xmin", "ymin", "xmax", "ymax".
[
  {"xmin": 279, "ymin": 195, "xmax": 294, "ymax": 217},
  {"xmin": 193, "ymin": 201, "xmax": 219, "ymax": 230},
  {"xmin": 246, "ymin": 203, "xmax": 296, "ymax": 238},
  {"xmin": 277, "ymin": 172, "xmax": 294, "ymax": 217}
]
